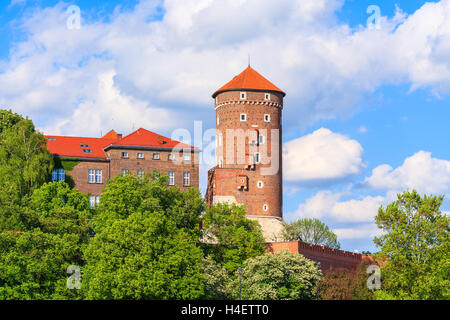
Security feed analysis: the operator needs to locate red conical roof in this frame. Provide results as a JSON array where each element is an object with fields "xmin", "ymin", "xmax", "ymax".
[{"xmin": 213, "ymin": 66, "xmax": 285, "ymax": 98}]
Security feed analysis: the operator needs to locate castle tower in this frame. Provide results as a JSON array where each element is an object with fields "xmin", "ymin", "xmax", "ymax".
[{"xmin": 206, "ymin": 66, "xmax": 285, "ymax": 241}]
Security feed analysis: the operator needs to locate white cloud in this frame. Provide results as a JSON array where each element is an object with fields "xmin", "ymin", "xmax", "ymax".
[
  {"xmin": 43, "ymin": 71, "xmax": 176, "ymax": 136},
  {"xmin": 333, "ymin": 223, "xmax": 383, "ymax": 240},
  {"xmin": 293, "ymin": 190, "xmax": 385, "ymax": 223},
  {"xmin": 283, "ymin": 128, "xmax": 365, "ymax": 185},
  {"xmin": 364, "ymin": 151, "xmax": 450, "ymax": 194},
  {"xmin": 1, "ymin": 0, "xmax": 450, "ymax": 136}
]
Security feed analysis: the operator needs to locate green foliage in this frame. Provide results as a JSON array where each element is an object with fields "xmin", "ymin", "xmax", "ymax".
[
  {"xmin": 228, "ymin": 250, "xmax": 322, "ymax": 300},
  {"xmin": 0, "ymin": 110, "xmax": 54, "ymax": 209},
  {"xmin": 281, "ymin": 218, "xmax": 340, "ymax": 249},
  {"xmin": 351, "ymin": 259, "xmax": 376, "ymax": 300},
  {"xmin": 316, "ymin": 259, "xmax": 376, "ymax": 300},
  {"xmin": 83, "ymin": 173, "xmax": 205, "ymax": 299},
  {"xmin": 53, "ymin": 158, "xmax": 80, "ymax": 171},
  {"xmin": 317, "ymin": 268, "xmax": 355, "ymax": 300},
  {"xmin": 201, "ymin": 255, "xmax": 232, "ymax": 300},
  {"xmin": 0, "ymin": 230, "xmax": 83, "ymax": 300},
  {"xmin": 0, "ymin": 182, "xmax": 91, "ymax": 300},
  {"xmin": 0, "ymin": 109, "xmax": 23, "ymax": 134},
  {"xmin": 84, "ymin": 211, "xmax": 204, "ymax": 299},
  {"xmin": 203, "ymin": 203, "xmax": 266, "ymax": 273},
  {"xmin": 374, "ymin": 190, "xmax": 450, "ymax": 300},
  {"xmin": 94, "ymin": 173, "xmax": 204, "ymax": 239}
]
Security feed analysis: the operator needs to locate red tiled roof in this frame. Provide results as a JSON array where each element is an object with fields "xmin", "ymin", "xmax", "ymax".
[
  {"xmin": 110, "ymin": 128, "xmax": 195, "ymax": 150},
  {"xmin": 45, "ymin": 128, "xmax": 195, "ymax": 159},
  {"xmin": 213, "ymin": 66, "xmax": 285, "ymax": 98}
]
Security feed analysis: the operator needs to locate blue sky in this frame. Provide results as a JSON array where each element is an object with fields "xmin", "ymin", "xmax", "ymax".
[{"xmin": 1, "ymin": 0, "xmax": 449, "ymax": 252}]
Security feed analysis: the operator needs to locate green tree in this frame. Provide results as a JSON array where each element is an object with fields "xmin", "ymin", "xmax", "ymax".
[
  {"xmin": 84, "ymin": 173, "xmax": 205, "ymax": 299},
  {"xmin": 203, "ymin": 203, "xmax": 266, "ymax": 273},
  {"xmin": 94, "ymin": 173, "xmax": 203, "ymax": 240},
  {"xmin": 0, "ymin": 181, "xmax": 91, "ymax": 300},
  {"xmin": 316, "ymin": 267, "xmax": 355, "ymax": 300},
  {"xmin": 373, "ymin": 190, "xmax": 449, "ymax": 300},
  {"xmin": 0, "ymin": 109, "xmax": 54, "ymax": 230},
  {"xmin": 0, "ymin": 109, "xmax": 23, "ymax": 134},
  {"xmin": 228, "ymin": 250, "xmax": 322, "ymax": 300},
  {"xmin": 201, "ymin": 255, "xmax": 232, "ymax": 300},
  {"xmin": 281, "ymin": 218, "xmax": 340, "ymax": 249},
  {"xmin": 84, "ymin": 211, "xmax": 204, "ymax": 299}
]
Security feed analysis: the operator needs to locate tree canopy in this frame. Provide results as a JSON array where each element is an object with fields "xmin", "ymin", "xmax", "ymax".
[
  {"xmin": 202, "ymin": 203, "xmax": 266, "ymax": 273},
  {"xmin": 281, "ymin": 218, "xmax": 340, "ymax": 249},
  {"xmin": 229, "ymin": 250, "xmax": 322, "ymax": 300},
  {"xmin": 0, "ymin": 181, "xmax": 91, "ymax": 300},
  {"xmin": 373, "ymin": 190, "xmax": 449, "ymax": 300},
  {"xmin": 84, "ymin": 174, "xmax": 205, "ymax": 299}
]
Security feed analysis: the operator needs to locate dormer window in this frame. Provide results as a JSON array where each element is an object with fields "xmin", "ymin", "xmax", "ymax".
[
  {"xmin": 240, "ymin": 92, "xmax": 246, "ymax": 100},
  {"xmin": 82, "ymin": 149, "xmax": 92, "ymax": 153}
]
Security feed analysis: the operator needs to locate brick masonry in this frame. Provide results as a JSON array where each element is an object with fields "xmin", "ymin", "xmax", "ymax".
[
  {"xmin": 267, "ymin": 241, "xmax": 374, "ymax": 274},
  {"xmin": 66, "ymin": 148, "xmax": 199, "ymax": 196},
  {"xmin": 207, "ymin": 91, "xmax": 283, "ymax": 219}
]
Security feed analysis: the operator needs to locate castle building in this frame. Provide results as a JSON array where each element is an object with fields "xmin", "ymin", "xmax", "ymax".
[
  {"xmin": 45, "ymin": 128, "xmax": 199, "ymax": 207},
  {"xmin": 206, "ymin": 66, "xmax": 285, "ymax": 241}
]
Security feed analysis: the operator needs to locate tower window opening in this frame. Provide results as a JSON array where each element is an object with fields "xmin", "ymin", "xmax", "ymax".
[
  {"xmin": 264, "ymin": 114, "xmax": 270, "ymax": 122},
  {"xmin": 265, "ymin": 93, "xmax": 270, "ymax": 100},
  {"xmin": 257, "ymin": 181, "xmax": 264, "ymax": 188},
  {"xmin": 240, "ymin": 92, "xmax": 246, "ymax": 100},
  {"xmin": 254, "ymin": 152, "xmax": 261, "ymax": 164},
  {"xmin": 240, "ymin": 114, "xmax": 247, "ymax": 122},
  {"xmin": 263, "ymin": 204, "xmax": 268, "ymax": 211}
]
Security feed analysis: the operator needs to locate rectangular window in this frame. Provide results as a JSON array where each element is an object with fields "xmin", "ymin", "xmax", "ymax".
[
  {"xmin": 121, "ymin": 169, "xmax": 129, "ymax": 176},
  {"xmin": 137, "ymin": 169, "xmax": 144, "ymax": 178},
  {"xmin": 183, "ymin": 154, "xmax": 191, "ymax": 162},
  {"xmin": 240, "ymin": 114, "xmax": 247, "ymax": 122},
  {"xmin": 137, "ymin": 153, "xmax": 144, "ymax": 159},
  {"xmin": 168, "ymin": 171, "xmax": 175, "ymax": 186},
  {"xmin": 58, "ymin": 168, "xmax": 65, "ymax": 181},
  {"xmin": 168, "ymin": 153, "xmax": 175, "ymax": 161},
  {"xmin": 89, "ymin": 196, "xmax": 100, "ymax": 209},
  {"xmin": 88, "ymin": 169, "xmax": 95, "ymax": 183},
  {"xmin": 121, "ymin": 152, "xmax": 129, "ymax": 159},
  {"xmin": 254, "ymin": 153, "xmax": 260, "ymax": 164},
  {"xmin": 183, "ymin": 172, "xmax": 190, "ymax": 187},
  {"xmin": 258, "ymin": 135, "xmax": 265, "ymax": 144},
  {"xmin": 89, "ymin": 196, "xmax": 95, "ymax": 209},
  {"xmin": 52, "ymin": 169, "xmax": 58, "ymax": 181},
  {"xmin": 153, "ymin": 153, "xmax": 160, "ymax": 160},
  {"xmin": 95, "ymin": 169, "xmax": 102, "ymax": 183}
]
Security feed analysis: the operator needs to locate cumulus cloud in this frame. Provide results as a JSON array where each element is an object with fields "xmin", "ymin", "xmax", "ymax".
[
  {"xmin": 293, "ymin": 190, "xmax": 385, "ymax": 223},
  {"xmin": 364, "ymin": 151, "xmax": 450, "ymax": 195},
  {"xmin": 1, "ymin": 0, "xmax": 450, "ymax": 136},
  {"xmin": 333, "ymin": 223, "xmax": 383, "ymax": 240},
  {"xmin": 283, "ymin": 128, "xmax": 365, "ymax": 185}
]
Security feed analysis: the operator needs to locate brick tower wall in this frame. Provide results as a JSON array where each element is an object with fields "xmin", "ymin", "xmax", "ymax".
[{"xmin": 212, "ymin": 90, "xmax": 283, "ymax": 218}]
